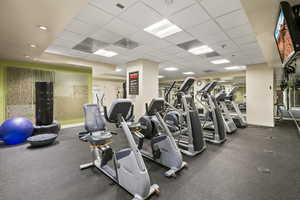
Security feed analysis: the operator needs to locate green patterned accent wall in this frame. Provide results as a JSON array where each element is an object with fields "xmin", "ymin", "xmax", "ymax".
[
  {"xmin": 0, "ymin": 66, "xmax": 5, "ymax": 123},
  {"xmin": 0, "ymin": 60, "xmax": 93, "ymax": 125}
]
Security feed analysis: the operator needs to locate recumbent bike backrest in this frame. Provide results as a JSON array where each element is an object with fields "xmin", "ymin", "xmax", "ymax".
[
  {"xmin": 83, "ymin": 104, "xmax": 106, "ymax": 132},
  {"xmin": 146, "ymin": 98, "xmax": 165, "ymax": 116}
]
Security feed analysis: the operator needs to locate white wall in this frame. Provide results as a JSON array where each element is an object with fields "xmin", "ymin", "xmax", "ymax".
[
  {"xmin": 93, "ymin": 79, "xmax": 123, "ymax": 107},
  {"xmin": 127, "ymin": 59, "xmax": 158, "ymax": 118},
  {"xmin": 246, "ymin": 63, "xmax": 274, "ymax": 127}
]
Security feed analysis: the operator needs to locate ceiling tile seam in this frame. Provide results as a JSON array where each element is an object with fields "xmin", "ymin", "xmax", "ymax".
[
  {"xmin": 161, "ymin": 2, "xmax": 199, "ymax": 17},
  {"xmin": 87, "ymin": 2, "xmax": 117, "ymax": 17},
  {"xmin": 195, "ymin": 1, "xmax": 245, "ymax": 61},
  {"xmin": 139, "ymin": 1, "xmax": 164, "ymax": 18},
  {"xmin": 229, "ymin": 31, "xmax": 256, "ymax": 40},
  {"xmin": 74, "ymin": 7, "xmax": 117, "ymax": 31},
  {"xmin": 168, "ymin": 2, "xmax": 212, "ymax": 30},
  {"xmin": 89, "ymin": 0, "xmax": 140, "ymax": 18},
  {"xmin": 213, "ymin": 8, "xmax": 242, "ymax": 19}
]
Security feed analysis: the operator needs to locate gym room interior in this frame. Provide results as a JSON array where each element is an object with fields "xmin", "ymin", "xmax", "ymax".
[{"xmin": 1, "ymin": 0, "xmax": 300, "ymax": 200}]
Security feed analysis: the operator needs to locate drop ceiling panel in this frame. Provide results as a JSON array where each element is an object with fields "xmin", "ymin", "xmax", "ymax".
[
  {"xmin": 226, "ymin": 23, "xmax": 254, "ymax": 39},
  {"xmin": 142, "ymin": 0, "xmax": 195, "ymax": 17},
  {"xmin": 52, "ymin": 38, "xmax": 77, "ymax": 49},
  {"xmin": 216, "ymin": 9, "xmax": 249, "ymax": 30},
  {"xmin": 239, "ymin": 42, "xmax": 261, "ymax": 51},
  {"xmin": 91, "ymin": 29, "xmax": 123, "ymax": 43},
  {"xmin": 148, "ymin": 39, "xmax": 172, "ymax": 49},
  {"xmin": 210, "ymin": 40, "xmax": 239, "ymax": 54},
  {"xmin": 129, "ymin": 31, "xmax": 158, "ymax": 45},
  {"xmin": 45, "ymin": 45, "xmax": 70, "ymax": 56},
  {"xmin": 142, "ymin": 54, "xmax": 166, "ymax": 62},
  {"xmin": 104, "ymin": 18, "xmax": 138, "ymax": 37},
  {"xmin": 119, "ymin": 2, "xmax": 162, "ymax": 28},
  {"xmin": 187, "ymin": 20, "xmax": 224, "ymax": 39},
  {"xmin": 233, "ymin": 34, "xmax": 257, "ymax": 46},
  {"xmin": 159, "ymin": 45, "xmax": 185, "ymax": 55},
  {"xmin": 104, "ymin": 45, "xmax": 132, "ymax": 56},
  {"xmin": 90, "ymin": 0, "xmax": 139, "ymax": 16},
  {"xmin": 169, "ymin": 3, "xmax": 210, "ymax": 29},
  {"xmin": 127, "ymin": 45, "xmax": 154, "ymax": 54},
  {"xmin": 165, "ymin": 31, "xmax": 195, "ymax": 44},
  {"xmin": 75, "ymin": 4, "xmax": 114, "ymax": 26},
  {"xmin": 174, "ymin": 51, "xmax": 194, "ymax": 58},
  {"xmin": 65, "ymin": 19, "xmax": 99, "ymax": 36},
  {"xmin": 200, "ymin": 0, "xmax": 242, "ymax": 18},
  {"xmin": 196, "ymin": 31, "xmax": 230, "ymax": 45},
  {"xmin": 68, "ymin": 49, "xmax": 90, "ymax": 58},
  {"xmin": 129, "ymin": 31, "xmax": 171, "ymax": 49},
  {"xmin": 56, "ymin": 30, "xmax": 86, "ymax": 42}
]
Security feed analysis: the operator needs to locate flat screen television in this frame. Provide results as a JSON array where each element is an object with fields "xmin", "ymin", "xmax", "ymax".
[{"xmin": 274, "ymin": 1, "xmax": 300, "ymax": 66}]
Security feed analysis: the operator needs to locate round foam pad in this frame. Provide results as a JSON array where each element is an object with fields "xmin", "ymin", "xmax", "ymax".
[{"xmin": 27, "ymin": 133, "xmax": 58, "ymax": 147}]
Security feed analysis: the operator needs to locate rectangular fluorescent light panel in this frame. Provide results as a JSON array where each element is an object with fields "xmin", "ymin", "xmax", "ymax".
[
  {"xmin": 144, "ymin": 19, "xmax": 182, "ymax": 38},
  {"xmin": 211, "ymin": 59, "xmax": 230, "ymax": 64},
  {"xmin": 188, "ymin": 45, "xmax": 214, "ymax": 55},
  {"xmin": 94, "ymin": 49, "xmax": 118, "ymax": 57},
  {"xmin": 225, "ymin": 65, "xmax": 246, "ymax": 70},
  {"xmin": 183, "ymin": 72, "xmax": 195, "ymax": 75},
  {"xmin": 164, "ymin": 67, "xmax": 178, "ymax": 71}
]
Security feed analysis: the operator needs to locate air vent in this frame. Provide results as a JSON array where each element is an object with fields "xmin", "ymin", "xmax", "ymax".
[
  {"xmin": 205, "ymin": 51, "xmax": 220, "ymax": 58},
  {"xmin": 177, "ymin": 39, "xmax": 203, "ymax": 51},
  {"xmin": 73, "ymin": 37, "xmax": 109, "ymax": 53},
  {"xmin": 114, "ymin": 38, "xmax": 139, "ymax": 49}
]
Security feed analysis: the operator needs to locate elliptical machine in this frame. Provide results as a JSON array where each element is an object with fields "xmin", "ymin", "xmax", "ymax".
[
  {"xmin": 225, "ymin": 87, "xmax": 247, "ymax": 128},
  {"xmin": 196, "ymin": 81, "xmax": 227, "ymax": 144},
  {"xmin": 215, "ymin": 90, "xmax": 238, "ymax": 134},
  {"xmin": 79, "ymin": 99, "xmax": 159, "ymax": 200},
  {"xmin": 164, "ymin": 77, "xmax": 206, "ymax": 156},
  {"xmin": 138, "ymin": 98, "xmax": 187, "ymax": 177}
]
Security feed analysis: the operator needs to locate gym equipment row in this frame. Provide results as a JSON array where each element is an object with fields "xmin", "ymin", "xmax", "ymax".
[{"xmin": 78, "ymin": 77, "xmax": 248, "ymax": 200}]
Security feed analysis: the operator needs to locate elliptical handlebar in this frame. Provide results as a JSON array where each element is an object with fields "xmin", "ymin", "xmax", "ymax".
[{"xmin": 164, "ymin": 81, "xmax": 177, "ymax": 102}]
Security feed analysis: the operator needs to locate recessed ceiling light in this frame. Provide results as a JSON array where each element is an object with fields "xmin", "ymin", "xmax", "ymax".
[
  {"xmin": 210, "ymin": 59, "xmax": 230, "ymax": 64},
  {"xmin": 183, "ymin": 71, "xmax": 195, "ymax": 75},
  {"xmin": 30, "ymin": 44, "xmax": 37, "ymax": 48},
  {"xmin": 158, "ymin": 75, "xmax": 165, "ymax": 78},
  {"xmin": 225, "ymin": 65, "xmax": 246, "ymax": 70},
  {"xmin": 144, "ymin": 19, "xmax": 182, "ymax": 38},
  {"xmin": 94, "ymin": 49, "xmax": 118, "ymax": 57},
  {"xmin": 38, "ymin": 25, "xmax": 48, "ymax": 30},
  {"xmin": 188, "ymin": 45, "xmax": 214, "ymax": 55},
  {"xmin": 115, "ymin": 68, "xmax": 122, "ymax": 72},
  {"xmin": 164, "ymin": 67, "xmax": 178, "ymax": 71}
]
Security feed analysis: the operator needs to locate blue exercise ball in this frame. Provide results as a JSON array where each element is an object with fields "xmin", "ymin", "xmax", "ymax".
[
  {"xmin": 0, "ymin": 117, "xmax": 33, "ymax": 145},
  {"xmin": 0, "ymin": 124, "xmax": 3, "ymax": 140}
]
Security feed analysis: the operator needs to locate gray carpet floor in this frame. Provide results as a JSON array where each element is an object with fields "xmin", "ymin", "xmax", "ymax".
[{"xmin": 1, "ymin": 121, "xmax": 300, "ymax": 200}]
